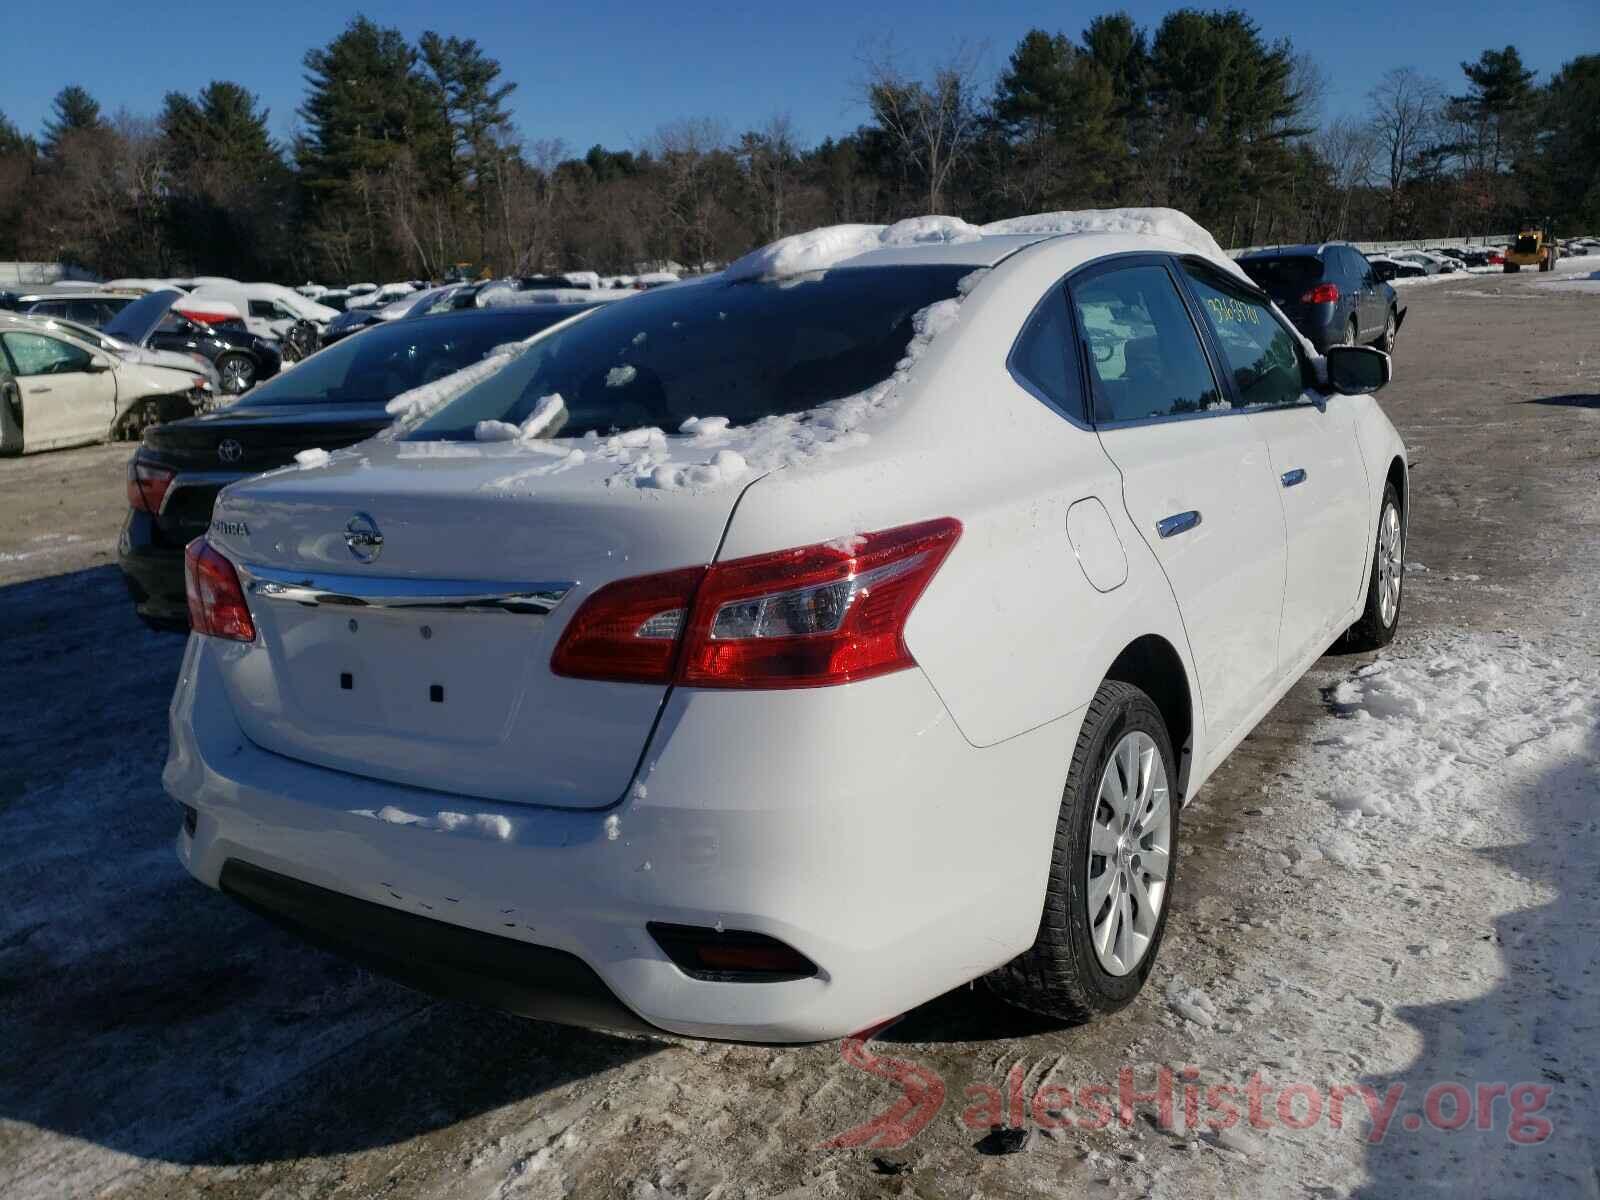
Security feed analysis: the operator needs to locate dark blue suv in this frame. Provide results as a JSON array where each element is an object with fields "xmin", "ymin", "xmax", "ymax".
[{"xmin": 1236, "ymin": 244, "xmax": 1400, "ymax": 353}]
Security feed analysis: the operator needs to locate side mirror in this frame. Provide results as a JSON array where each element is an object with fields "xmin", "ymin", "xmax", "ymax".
[
  {"xmin": 85, "ymin": 357, "xmax": 112, "ymax": 374},
  {"xmin": 1324, "ymin": 345, "xmax": 1390, "ymax": 395}
]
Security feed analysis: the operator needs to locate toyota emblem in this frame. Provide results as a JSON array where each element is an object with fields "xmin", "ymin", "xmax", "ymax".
[
  {"xmin": 344, "ymin": 512, "xmax": 384, "ymax": 564},
  {"xmin": 216, "ymin": 438, "xmax": 243, "ymax": 464}
]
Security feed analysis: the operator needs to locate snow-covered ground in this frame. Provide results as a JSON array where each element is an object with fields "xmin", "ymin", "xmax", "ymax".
[{"xmin": 0, "ymin": 257, "xmax": 1597, "ymax": 1200}]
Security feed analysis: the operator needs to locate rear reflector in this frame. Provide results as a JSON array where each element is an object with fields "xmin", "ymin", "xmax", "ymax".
[
  {"xmin": 184, "ymin": 537, "xmax": 256, "ymax": 641},
  {"xmin": 550, "ymin": 518, "xmax": 962, "ymax": 689},
  {"xmin": 647, "ymin": 922, "xmax": 818, "ymax": 982},
  {"xmin": 1300, "ymin": 282, "xmax": 1340, "ymax": 304},
  {"xmin": 127, "ymin": 460, "xmax": 175, "ymax": 513}
]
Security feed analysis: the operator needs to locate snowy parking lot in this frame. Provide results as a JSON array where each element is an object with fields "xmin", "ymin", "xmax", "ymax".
[{"xmin": 2, "ymin": 262, "xmax": 1598, "ymax": 1198}]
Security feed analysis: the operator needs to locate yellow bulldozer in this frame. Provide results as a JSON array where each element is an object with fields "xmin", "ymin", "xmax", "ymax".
[{"xmin": 1504, "ymin": 222, "xmax": 1559, "ymax": 273}]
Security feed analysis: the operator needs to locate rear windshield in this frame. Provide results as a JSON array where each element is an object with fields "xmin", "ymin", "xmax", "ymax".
[
  {"xmin": 240, "ymin": 309, "xmax": 590, "ymax": 406},
  {"xmin": 1238, "ymin": 256, "xmax": 1323, "ymax": 297},
  {"xmin": 406, "ymin": 265, "xmax": 972, "ymax": 441}
]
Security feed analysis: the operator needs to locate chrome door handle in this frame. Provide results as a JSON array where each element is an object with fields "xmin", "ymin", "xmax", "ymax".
[
  {"xmin": 27, "ymin": 386, "xmax": 51, "ymax": 394},
  {"xmin": 1281, "ymin": 468, "xmax": 1307, "ymax": 488},
  {"xmin": 1156, "ymin": 510, "xmax": 1202, "ymax": 539}
]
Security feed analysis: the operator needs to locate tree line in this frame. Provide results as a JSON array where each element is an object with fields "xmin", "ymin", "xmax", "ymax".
[{"xmin": 1, "ymin": 11, "xmax": 1596, "ymax": 284}]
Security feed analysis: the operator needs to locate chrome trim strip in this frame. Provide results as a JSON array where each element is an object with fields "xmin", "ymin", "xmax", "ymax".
[{"xmin": 238, "ymin": 563, "xmax": 573, "ymax": 616}]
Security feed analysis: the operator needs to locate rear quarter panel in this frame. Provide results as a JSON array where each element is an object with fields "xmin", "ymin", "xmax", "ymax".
[{"xmin": 721, "ymin": 242, "xmax": 1204, "ymax": 756}]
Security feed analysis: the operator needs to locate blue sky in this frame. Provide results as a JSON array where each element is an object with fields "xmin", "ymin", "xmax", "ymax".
[{"xmin": 5, "ymin": 0, "xmax": 1597, "ymax": 152}]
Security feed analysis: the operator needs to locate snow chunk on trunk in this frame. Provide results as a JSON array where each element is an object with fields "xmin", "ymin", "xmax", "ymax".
[{"xmin": 722, "ymin": 215, "xmax": 982, "ymax": 282}]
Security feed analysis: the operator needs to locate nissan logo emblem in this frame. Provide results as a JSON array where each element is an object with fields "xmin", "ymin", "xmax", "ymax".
[
  {"xmin": 344, "ymin": 512, "xmax": 384, "ymax": 563},
  {"xmin": 216, "ymin": 438, "xmax": 243, "ymax": 464}
]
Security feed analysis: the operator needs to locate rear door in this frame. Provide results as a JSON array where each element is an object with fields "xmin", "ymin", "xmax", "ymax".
[
  {"xmin": 1070, "ymin": 256, "xmax": 1288, "ymax": 741},
  {"xmin": 1178, "ymin": 260, "xmax": 1372, "ymax": 668},
  {"xmin": 0, "ymin": 330, "xmax": 115, "ymax": 450}
]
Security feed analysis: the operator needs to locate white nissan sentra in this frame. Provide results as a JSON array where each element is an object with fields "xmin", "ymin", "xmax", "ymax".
[{"xmin": 167, "ymin": 209, "xmax": 1407, "ymax": 1042}]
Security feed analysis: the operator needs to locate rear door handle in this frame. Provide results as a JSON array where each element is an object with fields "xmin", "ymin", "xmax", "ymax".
[
  {"xmin": 1281, "ymin": 468, "xmax": 1307, "ymax": 488},
  {"xmin": 1156, "ymin": 510, "xmax": 1202, "ymax": 539},
  {"xmin": 27, "ymin": 386, "xmax": 51, "ymax": 394}
]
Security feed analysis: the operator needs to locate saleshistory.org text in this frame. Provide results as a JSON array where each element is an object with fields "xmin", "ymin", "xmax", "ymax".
[{"xmin": 822, "ymin": 1034, "xmax": 1555, "ymax": 1151}]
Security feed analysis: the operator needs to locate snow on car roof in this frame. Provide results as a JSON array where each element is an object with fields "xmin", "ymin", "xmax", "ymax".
[{"xmin": 723, "ymin": 208, "xmax": 1241, "ymax": 282}]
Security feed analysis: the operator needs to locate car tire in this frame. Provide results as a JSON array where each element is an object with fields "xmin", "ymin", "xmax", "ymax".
[
  {"xmin": 218, "ymin": 354, "xmax": 256, "ymax": 394},
  {"xmin": 1375, "ymin": 308, "xmax": 1397, "ymax": 353},
  {"xmin": 1343, "ymin": 481, "xmax": 1404, "ymax": 651},
  {"xmin": 985, "ymin": 680, "xmax": 1178, "ymax": 1022}
]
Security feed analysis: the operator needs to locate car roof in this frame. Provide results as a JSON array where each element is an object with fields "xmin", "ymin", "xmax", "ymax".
[
  {"xmin": 19, "ymin": 291, "xmax": 138, "ymax": 302},
  {"xmin": 830, "ymin": 233, "xmax": 1050, "ymax": 270}
]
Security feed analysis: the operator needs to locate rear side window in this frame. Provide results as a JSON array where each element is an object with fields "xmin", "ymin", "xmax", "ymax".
[
  {"xmin": 409, "ymin": 265, "xmax": 971, "ymax": 439},
  {"xmin": 1070, "ymin": 264, "xmax": 1223, "ymax": 423},
  {"xmin": 1182, "ymin": 266, "xmax": 1306, "ymax": 409},
  {"xmin": 1008, "ymin": 286, "xmax": 1085, "ymax": 423}
]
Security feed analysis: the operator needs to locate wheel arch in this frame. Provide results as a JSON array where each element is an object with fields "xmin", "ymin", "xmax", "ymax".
[{"xmin": 1103, "ymin": 634, "xmax": 1195, "ymax": 801}]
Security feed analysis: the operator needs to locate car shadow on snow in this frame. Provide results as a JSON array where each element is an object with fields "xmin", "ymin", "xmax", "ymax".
[
  {"xmin": 1353, "ymin": 718, "xmax": 1600, "ymax": 1196},
  {"xmin": 1521, "ymin": 393, "xmax": 1600, "ymax": 409},
  {"xmin": 0, "ymin": 565, "xmax": 656, "ymax": 1186}
]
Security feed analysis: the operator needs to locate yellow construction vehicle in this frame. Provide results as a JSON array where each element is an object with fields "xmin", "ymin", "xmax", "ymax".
[{"xmin": 1504, "ymin": 222, "xmax": 1559, "ymax": 273}]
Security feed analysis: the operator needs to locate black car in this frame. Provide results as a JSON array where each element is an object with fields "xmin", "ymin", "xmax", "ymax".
[
  {"xmin": 120, "ymin": 303, "xmax": 596, "ymax": 628},
  {"xmin": 1236, "ymin": 244, "xmax": 1401, "ymax": 352},
  {"xmin": 319, "ymin": 283, "xmax": 490, "ymax": 345},
  {"xmin": 103, "ymin": 290, "xmax": 282, "ymax": 394}
]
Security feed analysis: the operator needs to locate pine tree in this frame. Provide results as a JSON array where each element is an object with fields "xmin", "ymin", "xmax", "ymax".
[
  {"xmin": 1453, "ymin": 46, "xmax": 1537, "ymax": 174},
  {"xmin": 42, "ymin": 85, "xmax": 104, "ymax": 156}
]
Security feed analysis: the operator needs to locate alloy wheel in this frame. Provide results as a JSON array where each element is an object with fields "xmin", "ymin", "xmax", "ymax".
[
  {"xmin": 1377, "ymin": 502, "xmax": 1403, "ymax": 626},
  {"xmin": 220, "ymin": 358, "xmax": 255, "ymax": 394},
  {"xmin": 1086, "ymin": 731, "xmax": 1172, "ymax": 976}
]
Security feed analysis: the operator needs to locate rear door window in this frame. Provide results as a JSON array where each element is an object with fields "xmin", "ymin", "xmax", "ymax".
[
  {"xmin": 1069, "ymin": 264, "xmax": 1224, "ymax": 423},
  {"xmin": 1181, "ymin": 265, "xmax": 1306, "ymax": 409}
]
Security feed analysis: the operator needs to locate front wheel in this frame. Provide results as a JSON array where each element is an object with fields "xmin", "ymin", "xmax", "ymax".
[
  {"xmin": 986, "ymin": 680, "xmax": 1178, "ymax": 1022},
  {"xmin": 218, "ymin": 354, "xmax": 256, "ymax": 394},
  {"xmin": 1343, "ymin": 482, "xmax": 1404, "ymax": 650}
]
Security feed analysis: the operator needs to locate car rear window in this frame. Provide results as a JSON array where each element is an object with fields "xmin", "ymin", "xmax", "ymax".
[
  {"xmin": 1238, "ymin": 256, "xmax": 1323, "ymax": 298},
  {"xmin": 240, "ymin": 310, "xmax": 589, "ymax": 406},
  {"xmin": 406, "ymin": 265, "xmax": 972, "ymax": 441}
]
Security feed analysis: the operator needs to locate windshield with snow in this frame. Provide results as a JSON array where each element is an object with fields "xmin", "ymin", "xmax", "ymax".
[
  {"xmin": 406, "ymin": 265, "xmax": 971, "ymax": 441},
  {"xmin": 242, "ymin": 308, "xmax": 591, "ymax": 406}
]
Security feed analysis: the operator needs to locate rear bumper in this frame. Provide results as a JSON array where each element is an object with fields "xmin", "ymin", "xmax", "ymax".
[
  {"xmin": 119, "ymin": 509, "xmax": 188, "ymax": 629},
  {"xmin": 220, "ymin": 858, "xmax": 653, "ymax": 1034},
  {"xmin": 166, "ymin": 635, "xmax": 1081, "ymax": 1042}
]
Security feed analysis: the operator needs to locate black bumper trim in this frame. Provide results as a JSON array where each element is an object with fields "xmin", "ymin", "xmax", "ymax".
[{"xmin": 219, "ymin": 859, "xmax": 656, "ymax": 1036}]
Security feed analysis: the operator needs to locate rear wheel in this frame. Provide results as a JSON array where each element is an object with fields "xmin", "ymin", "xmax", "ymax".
[
  {"xmin": 1375, "ymin": 308, "xmax": 1397, "ymax": 353},
  {"xmin": 986, "ymin": 680, "xmax": 1178, "ymax": 1022},
  {"xmin": 1344, "ymin": 482, "xmax": 1404, "ymax": 650}
]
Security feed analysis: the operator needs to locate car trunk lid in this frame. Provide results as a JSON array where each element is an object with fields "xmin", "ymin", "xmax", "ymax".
[{"xmin": 202, "ymin": 440, "xmax": 749, "ymax": 808}]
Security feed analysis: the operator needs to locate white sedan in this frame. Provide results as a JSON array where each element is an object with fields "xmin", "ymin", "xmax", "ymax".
[
  {"xmin": 0, "ymin": 313, "xmax": 216, "ymax": 454},
  {"xmin": 166, "ymin": 209, "xmax": 1407, "ymax": 1041}
]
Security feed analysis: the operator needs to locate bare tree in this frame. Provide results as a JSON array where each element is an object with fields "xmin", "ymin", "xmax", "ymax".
[
  {"xmin": 1317, "ymin": 115, "xmax": 1377, "ymax": 239},
  {"xmin": 739, "ymin": 113, "xmax": 800, "ymax": 243},
  {"xmin": 860, "ymin": 42, "xmax": 986, "ymax": 214},
  {"xmin": 1367, "ymin": 67, "xmax": 1442, "ymax": 233}
]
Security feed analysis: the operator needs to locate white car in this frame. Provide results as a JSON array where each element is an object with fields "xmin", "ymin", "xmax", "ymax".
[
  {"xmin": 166, "ymin": 210, "xmax": 1408, "ymax": 1041},
  {"xmin": 0, "ymin": 313, "xmax": 215, "ymax": 453}
]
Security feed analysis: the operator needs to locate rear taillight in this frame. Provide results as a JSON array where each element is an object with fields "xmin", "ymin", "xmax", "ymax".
[
  {"xmin": 127, "ymin": 460, "xmax": 175, "ymax": 513},
  {"xmin": 184, "ymin": 538, "xmax": 256, "ymax": 641},
  {"xmin": 550, "ymin": 518, "xmax": 961, "ymax": 689},
  {"xmin": 1300, "ymin": 283, "xmax": 1340, "ymax": 304}
]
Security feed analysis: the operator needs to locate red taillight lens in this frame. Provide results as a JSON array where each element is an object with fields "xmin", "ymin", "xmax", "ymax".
[
  {"xmin": 550, "ymin": 518, "xmax": 962, "ymax": 689},
  {"xmin": 127, "ymin": 461, "xmax": 175, "ymax": 513},
  {"xmin": 184, "ymin": 538, "xmax": 256, "ymax": 641},
  {"xmin": 1300, "ymin": 283, "xmax": 1340, "ymax": 304},
  {"xmin": 549, "ymin": 565, "xmax": 705, "ymax": 683}
]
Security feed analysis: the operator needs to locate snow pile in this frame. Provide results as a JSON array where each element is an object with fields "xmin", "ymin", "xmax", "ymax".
[
  {"xmin": 474, "ymin": 393, "xmax": 566, "ymax": 442},
  {"xmin": 722, "ymin": 215, "xmax": 982, "ymax": 282},
  {"xmin": 383, "ymin": 341, "xmax": 534, "ymax": 430},
  {"xmin": 293, "ymin": 447, "xmax": 331, "ymax": 468},
  {"xmin": 350, "ymin": 804, "xmax": 514, "ymax": 842},
  {"xmin": 984, "ymin": 207, "xmax": 1241, "ymax": 275}
]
